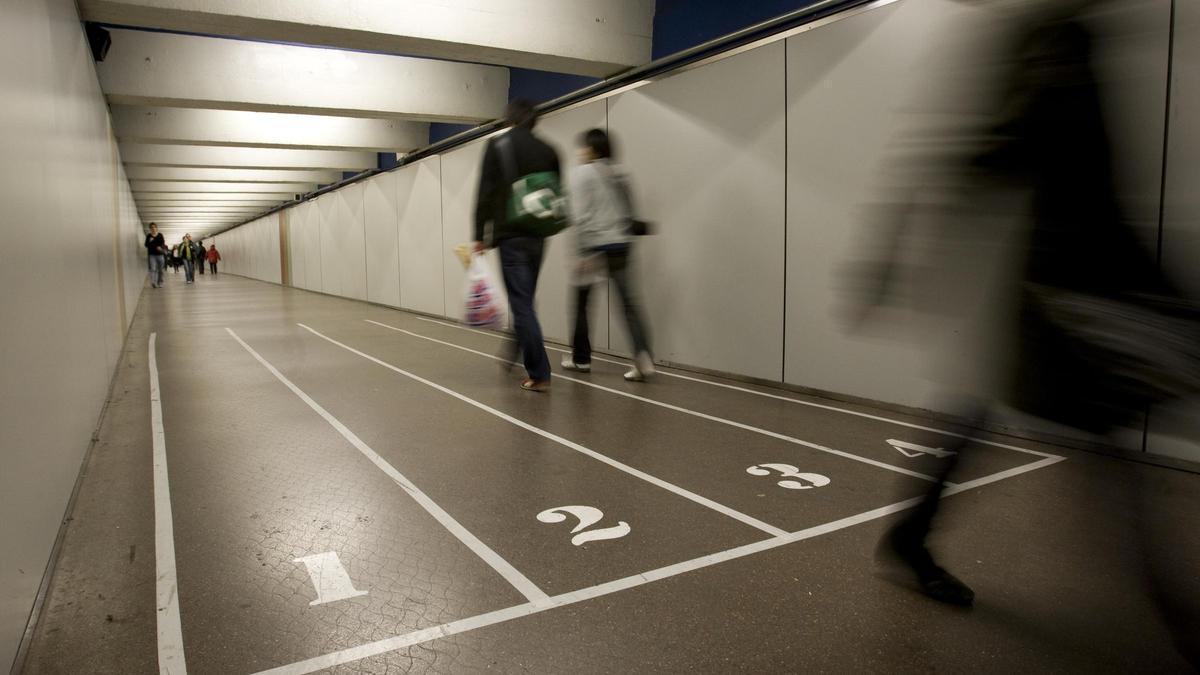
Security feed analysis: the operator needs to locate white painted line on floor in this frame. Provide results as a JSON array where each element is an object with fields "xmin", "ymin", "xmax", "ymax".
[
  {"xmin": 225, "ymin": 327, "xmax": 550, "ymax": 605},
  {"xmin": 412, "ymin": 316, "xmax": 1063, "ymax": 461},
  {"xmin": 293, "ymin": 552, "xmax": 369, "ymax": 606},
  {"xmin": 255, "ymin": 490, "xmax": 983, "ymax": 675},
  {"xmin": 149, "ymin": 332, "xmax": 188, "ymax": 675},
  {"xmin": 943, "ymin": 454, "xmax": 1066, "ymax": 493},
  {"xmin": 366, "ymin": 320, "xmax": 943, "ymax": 484},
  {"xmin": 298, "ymin": 323, "xmax": 790, "ymax": 539}
]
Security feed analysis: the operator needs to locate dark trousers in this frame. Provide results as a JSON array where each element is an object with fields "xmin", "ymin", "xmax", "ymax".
[
  {"xmin": 498, "ymin": 237, "xmax": 550, "ymax": 381},
  {"xmin": 572, "ymin": 247, "xmax": 651, "ymax": 365},
  {"xmin": 198, "ymin": 259, "xmax": 204, "ymax": 274},
  {"xmin": 209, "ymin": 262, "xmax": 217, "ymax": 274}
]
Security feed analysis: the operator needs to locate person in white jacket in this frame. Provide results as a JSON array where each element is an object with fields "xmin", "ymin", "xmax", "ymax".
[{"xmin": 560, "ymin": 128, "xmax": 655, "ymax": 381}]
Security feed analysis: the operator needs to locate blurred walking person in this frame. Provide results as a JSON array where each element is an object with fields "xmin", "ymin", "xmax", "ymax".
[
  {"xmin": 206, "ymin": 242, "xmax": 220, "ymax": 275},
  {"xmin": 560, "ymin": 129, "xmax": 655, "ymax": 381},
  {"xmin": 473, "ymin": 99, "xmax": 566, "ymax": 392},
  {"xmin": 144, "ymin": 222, "xmax": 166, "ymax": 288},
  {"xmin": 845, "ymin": 1, "xmax": 1199, "ymax": 665},
  {"xmin": 196, "ymin": 241, "xmax": 207, "ymax": 275},
  {"xmin": 179, "ymin": 233, "xmax": 197, "ymax": 284}
]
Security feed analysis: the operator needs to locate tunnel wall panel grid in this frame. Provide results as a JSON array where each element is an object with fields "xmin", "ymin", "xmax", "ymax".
[{"xmin": 226, "ymin": 0, "xmax": 1194, "ymax": 464}]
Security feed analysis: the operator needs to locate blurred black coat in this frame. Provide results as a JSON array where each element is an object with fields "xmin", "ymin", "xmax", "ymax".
[{"xmin": 974, "ymin": 13, "xmax": 1178, "ymax": 432}]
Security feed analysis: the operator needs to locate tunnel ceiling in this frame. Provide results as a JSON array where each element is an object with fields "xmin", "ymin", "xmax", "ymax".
[{"xmin": 81, "ymin": 0, "xmax": 655, "ymax": 239}]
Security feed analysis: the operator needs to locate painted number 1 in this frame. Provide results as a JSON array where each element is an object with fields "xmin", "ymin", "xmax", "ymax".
[
  {"xmin": 537, "ymin": 505, "xmax": 630, "ymax": 546},
  {"xmin": 747, "ymin": 463, "xmax": 831, "ymax": 490}
]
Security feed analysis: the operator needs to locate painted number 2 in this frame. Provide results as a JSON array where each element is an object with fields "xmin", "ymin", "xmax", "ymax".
[
  {"xmin": 746, "ymin": 463, "xmax": 831, "ymax": 490},
  {"xmin": 537, "ymin": 505, "xmax": 630, "ymax": 546}
]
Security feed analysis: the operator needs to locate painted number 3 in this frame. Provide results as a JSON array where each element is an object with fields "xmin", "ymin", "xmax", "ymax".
[
  {"xmin": 747, "ymin": 463, "xmax": 831, "ymax": 490},
  {"xmin": 537, "ymin": 505, "xmax": 630, "ymax": 546}
]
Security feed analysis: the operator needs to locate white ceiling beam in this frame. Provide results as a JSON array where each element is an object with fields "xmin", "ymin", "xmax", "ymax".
[
  {"xmin": 120, "ymin": 144, "xmax": 374, "ymax": 171},
  {"xmin": 135, "ymin": 199, "xmax": 280, "ymax": 207},
  {"xmin": 140, "ymin": 206, "xmax": 264, "ymax": 213},
  {"xmin": 113, "ymin": 106, "xmax": 428, "ymax": 152},
  {"xmin": 124, "ymin": 166, "xmax": 341, "ymax": 183},
  {"xmin": 132, "ymin": 181, "xmax": 313, "ymax": 193},
  {"xmin": 135, "ymin": 192, "xmax": 294, "ymax": 201},
  {"xmin": 79, "ymin": 0, "xmax": 652, "ymax": 76},
  {"xmin": 98, "ymin": 29, "xmax": 508, "ymax": 122},
  {"xmin": 81, "ymin": 0, "xmax": 652, "ymax": 77}
]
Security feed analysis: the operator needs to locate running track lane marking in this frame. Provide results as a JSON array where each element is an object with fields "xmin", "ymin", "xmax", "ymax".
[
  {"xmin": 364, "ymin": 320, "xmax": 945, "ymax": 484},
  {"xmin": 253, "ymin": 442, "xmax": 1065, "ymax": 675},
  {"xmin": 149, "ymin": 333, "xmax": 187, "ymax": 674},
  {"xmin": 295, "ymin": 323, "xmax": 790, "ymax": 539},
  {"xmin": 412, "ymin": 315, "xmax": 1062, "ymax": 461},
  {"xmin": 224, "ymin": 327, "xmax": 550, "ymax": 604}
]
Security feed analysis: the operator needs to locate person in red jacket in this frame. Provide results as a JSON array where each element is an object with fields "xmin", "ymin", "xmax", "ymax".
[{"xmin": 206, "ymin": 243, "xmax": 221, "ymax": 275}]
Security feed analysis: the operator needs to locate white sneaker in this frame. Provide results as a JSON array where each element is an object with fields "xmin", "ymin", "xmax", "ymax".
[
  {"xmin": 561, "ymin": 358, "xmax": 591, "ymax": 373},
  {"xmin": 623, "ymin": 367, "xmax": 644, "ymax": 382}
]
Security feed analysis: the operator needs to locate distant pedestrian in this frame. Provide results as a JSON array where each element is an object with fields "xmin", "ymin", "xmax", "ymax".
[
  {"xmin": 144, "ymin": 222, "xmax": 166, "ymax": 288},
  {"xmin": 196, "ymin": 241, "xmax": 207, "ymax": 275},
  {"xmin": 206, "ymin": 243, "xmax": 221, "ymax": 275},
  {"xmin": 179, "ymin": 233, "xmax": 197, "ymax": 284},
  {"xmin": 561, "ymin": 129, "xmax": 655, "ymax": 381},
  {"xmin": 473, "ymin": 98, "xmax": 566, "ymax": 392}
]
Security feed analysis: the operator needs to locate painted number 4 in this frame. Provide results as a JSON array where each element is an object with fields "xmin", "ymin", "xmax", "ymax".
[
  {"xmin": 747, "ymin": 463, "xmax": 831, "ymax": 490},
  {"xmin": 537, "ymin": 505, "xmax": 630, "ymax": 546}
]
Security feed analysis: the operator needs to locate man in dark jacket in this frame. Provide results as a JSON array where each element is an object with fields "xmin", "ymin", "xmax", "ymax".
[
  {"xmin": 473, "ymin": 99, "xmax": 562, "ymax": 391},
  {"xmin": 144, "ymin": 222, "xmax": 166, "ymax": 288}
]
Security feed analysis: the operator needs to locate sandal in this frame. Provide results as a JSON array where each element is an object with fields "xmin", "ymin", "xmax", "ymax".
[{"xmin": 520, "ymin": 378, "xmax": 550, "ymax": 392}]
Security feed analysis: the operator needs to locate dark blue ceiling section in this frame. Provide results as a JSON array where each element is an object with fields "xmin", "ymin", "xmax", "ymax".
[{"xmin": 651, "ymin": 0, "xmax": 823, "ymax": 59}]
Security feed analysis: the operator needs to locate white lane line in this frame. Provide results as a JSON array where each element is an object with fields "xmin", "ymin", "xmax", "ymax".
[
  {"xmin": 224, "ymin": 327, "xmax": 550, "ymax": 605},
  {"xmin": 412, "ymin": 315, "xmax": 1062, "ymax": 461},
  {"xmin": 149, "ymin": 332, "xmax": 188, "ymax": 675},
  {"xmin": 252, "ymin": 493, "xmax": 937, "ymax": 675},
  {"xmin": 254, "ymin": 449, "xmax": 1069, "ymax": 675},
  {"xmin": 298, "ymin": 323, "xmax": 790, "ymax": 539},
  {"xmin": 943, "ymin": 455, "xmax": 1066, "ymax": 493},
  {"xmin": 366, "ymin": 320, "xmax": 943, "ymax": 484}
]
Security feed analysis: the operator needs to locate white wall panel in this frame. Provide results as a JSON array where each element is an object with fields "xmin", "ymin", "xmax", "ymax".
[
  {"xmin": 608, "ymin": 43, "xmax": 786, "ymax": 378},
  {"xmin": 340, "ymin": 183, "xmax": 368, "ymax": 300},
  {"xmin": 399, "ymin": 156, "xmax": 447, "ymax": 316},
  {"xmin": 288, "ymin": 202, "xmax": 309, "ymax": 288},
  {"xmin": 318, "ymin": 186, "xmax": 367, "ymax": 300},
  {"xmin": 302, "ymin": 199, "xmax": 323, "ymax": 292},
  {"xmin": 364, "ymin": 172, "xmax": 402, "ymax": 307},
  {"xmin": 440, "ymin": 139, "xmax": 493, "ymax": 321},
  {"xmin": 263, "ymin": 213, "xmax": 282, "ymax": 284},
  {"xmin": 317, "ymin": 194, "xmax": 340, "ymax": 295},
  {"xmin": 782, "ymin": 0, "xmax": 975, "ymax": 409}
]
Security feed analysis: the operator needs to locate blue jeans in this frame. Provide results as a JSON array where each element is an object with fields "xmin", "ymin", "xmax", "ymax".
[
  {"xmin": 148, "ymin": 254, "xmax": 165, "ymax": 287},
  {"xmin": 499, "ymin": 237, "xmax": 550, "ymax": 381},
  {"xmin": 183, "ymin": 259, "xmax": 195, "ymax": 282}
]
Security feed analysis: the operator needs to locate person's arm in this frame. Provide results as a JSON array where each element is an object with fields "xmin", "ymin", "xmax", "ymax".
[{"xmin": 474, "ymin": 140, "xmax": 500, "ymax": 248}]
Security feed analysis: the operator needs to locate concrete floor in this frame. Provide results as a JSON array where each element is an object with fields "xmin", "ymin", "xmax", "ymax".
[{"xmin": 17, "ymin": 272, "xmax": 1200, "ymax": 674}]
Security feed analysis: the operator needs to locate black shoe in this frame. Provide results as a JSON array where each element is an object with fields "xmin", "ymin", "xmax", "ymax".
[
  {"xmin": 917, "ymin": 566, "xmax": 975, "ymax": 606},
  {"xmin": 879, "ymin": 524, "xmax": 975, "ymax": 607}
]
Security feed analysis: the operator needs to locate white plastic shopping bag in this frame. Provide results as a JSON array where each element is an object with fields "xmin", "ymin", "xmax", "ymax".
[{"xmin": 459, "ymin": 248, "xmax": 505, "ymax": 328}]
